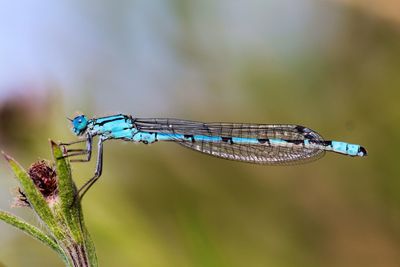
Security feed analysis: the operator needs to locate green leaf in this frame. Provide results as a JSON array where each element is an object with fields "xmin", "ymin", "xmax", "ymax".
[
  {"xmin": 0, "ymin": 210, "xmax": 70, "ymax": 266},
  {"xmin": 51, "ymin": 140, "xmax": 77, "ymax": 208},
  {"xmin": 3, "ymin": 153, "xmax": 65, "ymax": 241}
]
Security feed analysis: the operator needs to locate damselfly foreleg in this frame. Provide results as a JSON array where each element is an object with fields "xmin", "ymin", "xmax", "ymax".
[{"xmin": 60, "ymin": 135, "xmax": 93, "ymax": 163}]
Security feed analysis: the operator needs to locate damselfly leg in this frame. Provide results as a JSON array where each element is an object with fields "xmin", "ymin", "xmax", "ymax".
[
  {"xmin": 60, "ymin": 135, "xmax": 105, "ymax": 200},
  {"xmin": 76, "ymin": 137, "xmax": 105, "ymax": 200},
  {"xmin": 60, "ymin": 135, "xmax": 93, "ymax": 163}
]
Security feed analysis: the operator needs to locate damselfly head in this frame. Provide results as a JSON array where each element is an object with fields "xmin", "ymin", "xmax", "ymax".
[{"xmin": 71, "ymin": 115, "xmax": 88, "ymax": 136}]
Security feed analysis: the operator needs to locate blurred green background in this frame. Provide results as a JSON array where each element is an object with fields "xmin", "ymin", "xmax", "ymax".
[{"xmin": 0, "ymin": 1, "xmax": 399, "ymax": 266}]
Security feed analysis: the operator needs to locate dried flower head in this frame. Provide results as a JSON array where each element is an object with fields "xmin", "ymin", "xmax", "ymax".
[
  {"xmin": 14, "ymin": 160, "xmax": 59, "ymax": 207},
  {"xmin": 28, "ymin": 160, "xmax": 58, "ymax": 199}
]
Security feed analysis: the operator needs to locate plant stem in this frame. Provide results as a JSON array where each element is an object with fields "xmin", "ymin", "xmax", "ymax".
[{"xmin": 0, "ymin": 141, "xmax": 97, "ymax": 267}]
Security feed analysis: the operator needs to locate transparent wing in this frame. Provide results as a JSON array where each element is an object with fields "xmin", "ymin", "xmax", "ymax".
[
  {"xmin": 134, "ymin": 118, "xmax": 325, "ymax": 164},
  {"xmin": 134, "ymin": 118, "xmax": 323, "ymax": 140},
  {"xmin": 177, "ymin": 139, "xmax": 325, "ymax": 165}
]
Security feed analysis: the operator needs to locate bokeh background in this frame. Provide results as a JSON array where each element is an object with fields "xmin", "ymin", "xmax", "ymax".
[{"xmin": 0, "ymin": 1, "xmax": 399, "ymax": 266}]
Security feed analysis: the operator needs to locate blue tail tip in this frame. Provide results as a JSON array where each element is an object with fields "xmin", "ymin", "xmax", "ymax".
[{"xmin": 359, "ymin": 146, "xmax": 367, "ymax": 156}]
